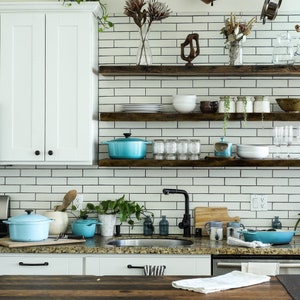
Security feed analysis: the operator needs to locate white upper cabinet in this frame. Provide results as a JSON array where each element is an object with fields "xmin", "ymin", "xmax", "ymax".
[{"xmin": 0, "ymin": 3, "xmax": 98, "ymax": 165}]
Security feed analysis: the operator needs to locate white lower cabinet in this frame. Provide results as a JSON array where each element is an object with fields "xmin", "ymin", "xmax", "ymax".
[
  {"xmin": 84, "ymin": 254, "xmax": 211, "ymax": 276},
  {"xmin": 0, "ymin": 254, "xmax": 83, "ymax": 275}
]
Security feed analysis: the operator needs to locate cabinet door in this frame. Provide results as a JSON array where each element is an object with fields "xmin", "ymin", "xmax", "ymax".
[
  {"xmin": 0, "ymin": 13, "xmax": 45, "ymax": 163},
  {"xmin": 85, "ymin": 254, "xmax": 211, "ymax": 276},
  {"xmin": 0, "ymin": 254, "xmax": 83, "ymax": 275},
  {"xmin": 45, "ymin": 13, "xmax": 98, "ymax": 164}
]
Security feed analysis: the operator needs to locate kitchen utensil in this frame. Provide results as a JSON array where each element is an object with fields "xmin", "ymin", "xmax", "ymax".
[
  {"xmin": 71, "ymin": 219, "xmax": 100, "ymax": 238},
  {"xmin": 240, "ymin": 229, "xmax": 295, "ymax": 245},
  {"xmin": 276, "ymin": 98, "xmax": 300, "ymax": 112},
  {"xmin": 204, "ymin": 221, "xmax": 223, "ymax": 241},
  {"xmin": 55, "ymin": 189, "xmax": 77, "ymax": 212},
  {"xmin": 214, "ymin": 137, "xmax": 232, "ymax": 158},
  {"xmin": 3, "ymin": 209, "xmax": 53, "ymax": 242},
  {"xmin": 172, "ymin": 95, "xmax": 196, "ymax": 113},
  {"xmin": 102, "ymin": 133, "xmax": 152, "ymax": 159},
  {"xmin": 194, "ymin": 207, "xmax": 240, "ymax": 237},
  {"xmin": 236, "ymin": 144, "xmax": 269, "ymax": 159}
]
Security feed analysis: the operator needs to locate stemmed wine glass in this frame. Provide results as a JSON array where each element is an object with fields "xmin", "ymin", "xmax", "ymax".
[
  {"xmin": 273, "ymin": 126, "xmax": 283, "ymax": 158},
  {"xmin": 284, "ymin": 125, "xmax": 293, "ymax": 159}
]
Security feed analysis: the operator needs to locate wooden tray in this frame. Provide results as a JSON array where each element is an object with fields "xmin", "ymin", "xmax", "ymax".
[
  {"xmin": 194, "ymin": 207, "xmax": 240, "ymax": 237},
  {"xmin": 0, "ymin": 238, "xmax": 86, "ymax": 248}
]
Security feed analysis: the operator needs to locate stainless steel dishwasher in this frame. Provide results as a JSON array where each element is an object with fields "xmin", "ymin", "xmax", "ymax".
[{"xmin": 212, "ymin": 255, "xmax": 300, "ymax": 275}]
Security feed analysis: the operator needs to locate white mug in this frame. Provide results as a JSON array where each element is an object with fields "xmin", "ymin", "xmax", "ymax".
[{"xmin": 205, "ymin": 221, "xmax": 223, "ymax": 241}]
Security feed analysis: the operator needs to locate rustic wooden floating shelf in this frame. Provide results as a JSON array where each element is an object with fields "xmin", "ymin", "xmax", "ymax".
[
  {"xmin": 98, "ymin": 158, "xmax": 300, "ymax": 168},
  {"xmin": 100, "ymin": 112, "xmax": 300, "ymax": 122},
  {"xmin": 99, "ymin": 65, "xmax": 300, "ymax": 77}
]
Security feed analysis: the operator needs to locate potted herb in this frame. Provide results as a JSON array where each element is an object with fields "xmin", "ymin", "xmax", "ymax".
[
  {"xmin": 59, "ymin": 0, "xmax": 114, "ymax": 32},
  {"xmin": 95, "ymin": 195, "xmax": 153, "ymax": 236}
]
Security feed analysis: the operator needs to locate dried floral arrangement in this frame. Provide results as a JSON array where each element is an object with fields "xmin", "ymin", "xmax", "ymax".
[
  {"xmin": 124, "ymin": 0, "xmax": 171, "ymax": 65},
  {"xmin": 220, "ymin": 13, "xmax": 256, "ymax": 46}
]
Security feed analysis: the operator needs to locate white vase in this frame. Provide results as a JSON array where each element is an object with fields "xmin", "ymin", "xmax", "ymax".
[
  {"xmin": 43, "ymin": 211, "xmax": 68, "ymax": 235},
  {"xmin": 228, "ymin": 41, "xmax": 243, "ymax": 65},
  {"xmin": 98, "ymin": 214, "xmax": 116, "ymax": 237}
]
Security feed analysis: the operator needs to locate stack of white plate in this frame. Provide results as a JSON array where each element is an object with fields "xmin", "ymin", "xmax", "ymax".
[
  {"xmin": 121, "ymin": 104, "xmax": 163, "ymax": 113},
  {"xmin": 236, "ymin": 144, "xmax": 269, "ymax": 159}
]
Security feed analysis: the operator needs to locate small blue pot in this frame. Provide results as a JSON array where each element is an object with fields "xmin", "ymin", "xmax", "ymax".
[{"xmin": 71, "ymin": 219, "xmax": 100, "ymax": 238}]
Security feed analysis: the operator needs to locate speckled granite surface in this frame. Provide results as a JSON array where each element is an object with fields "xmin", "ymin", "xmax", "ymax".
[{"xmin": 0, "ymin": 235, "xmax": 300, "ymax": 255}]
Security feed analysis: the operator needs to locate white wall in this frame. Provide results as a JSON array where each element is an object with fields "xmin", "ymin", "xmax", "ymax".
[{"xmin": 1, "ymin": 1, "xmax": 300, "ymax": 236}]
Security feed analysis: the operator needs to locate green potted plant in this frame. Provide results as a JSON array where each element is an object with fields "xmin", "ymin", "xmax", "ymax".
[
  {"xmin": 95, "ymin": 195, "xmax": 153, "ymax": 236},
  {"xmin": 59, "ymin": 0, "xmax": 113, "ymax": 32}
]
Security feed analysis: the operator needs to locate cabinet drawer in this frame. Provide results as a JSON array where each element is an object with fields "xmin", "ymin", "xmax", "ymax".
[
  {"xmin": 0, "ymin": 254, "xmax": 83, "ymax": 275},
  {"xmin": 85, "ymin": 254, "xmax": 211, "ymax": 276}
]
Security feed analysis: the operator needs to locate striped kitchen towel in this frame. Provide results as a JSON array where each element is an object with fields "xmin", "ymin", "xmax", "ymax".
[{"xmin": 144, "ymin": 265, "xmax": 166, "ymax": 276}]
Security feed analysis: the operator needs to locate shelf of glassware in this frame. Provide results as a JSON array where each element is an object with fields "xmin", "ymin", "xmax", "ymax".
[{"xmin": 98, "ymin": 158, "xmax": 300, "ymax": 168}]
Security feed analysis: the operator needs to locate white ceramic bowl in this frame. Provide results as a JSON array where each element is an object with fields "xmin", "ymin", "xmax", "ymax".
[
  {"xmin": 172, "ymin": 95, "xmax": 196, "ymax": 113},
  {"xmin": 236, "ymin": 144, "xmax": 269, "ymax": 159}
]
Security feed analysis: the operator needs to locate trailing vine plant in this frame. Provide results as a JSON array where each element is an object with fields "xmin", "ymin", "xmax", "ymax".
[
  {"xmin": 60, "ymin": 0, "xmax": 114, "ymax": 32},
  {"xmin": 223, "ymin": 96, "xmax": 231, "ymax": 136}
]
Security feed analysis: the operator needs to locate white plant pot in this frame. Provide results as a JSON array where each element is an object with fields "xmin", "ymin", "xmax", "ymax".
[
  {"xmin": 98, "ymin": 214, "xmax": 116, "ymax": 237},
  {"xmin": 43, "ymin": 211, "xmax": 68, "ymax": 235}
]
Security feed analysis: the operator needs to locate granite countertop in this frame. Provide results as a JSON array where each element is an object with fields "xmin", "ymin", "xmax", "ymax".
[{"xmin": 0, "ymin": 234, "xmax": 300, "ymax": 256}]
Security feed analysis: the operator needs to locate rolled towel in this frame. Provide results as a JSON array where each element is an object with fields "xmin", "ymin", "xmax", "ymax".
[
  {"xmin": 144, "ymin": 265, "xmax": 166, "ymax": 276},
  {"xmin": 172, "ymin": 271, "xmax": 270, "ymax": 294}
]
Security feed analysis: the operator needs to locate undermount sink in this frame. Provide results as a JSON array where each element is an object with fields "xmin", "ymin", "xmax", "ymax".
[{"xmin": 106, "ymin": 238, "xmax": 193, "ymax": 247}]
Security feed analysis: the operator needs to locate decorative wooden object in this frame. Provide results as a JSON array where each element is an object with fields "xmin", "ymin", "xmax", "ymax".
[{"xmin": 180, "ymin": 33, "xmax": 200, "ymax": 66}]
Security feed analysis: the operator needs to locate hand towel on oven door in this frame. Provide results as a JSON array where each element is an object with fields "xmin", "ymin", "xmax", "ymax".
[{"xmin": 241, "ymin": 262, "xmax": 280, "ymax": 276}]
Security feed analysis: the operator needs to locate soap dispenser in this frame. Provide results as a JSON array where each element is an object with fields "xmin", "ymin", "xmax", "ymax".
[
  {"xmin": 143, "ymin": 216, "xmax": 154, "ymax": 236},
  {"xmin": 272, "ymin": 216, "xmax": 282, "ymax": 229},
  {"xmin": 159, "ymin": 215, "xmax": 169, "ymax": 236}
]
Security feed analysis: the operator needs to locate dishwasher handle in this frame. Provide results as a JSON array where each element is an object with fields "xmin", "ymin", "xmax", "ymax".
[{"xmin": 217, "ymin": 262, "xmax": 300, "ymax": 268}]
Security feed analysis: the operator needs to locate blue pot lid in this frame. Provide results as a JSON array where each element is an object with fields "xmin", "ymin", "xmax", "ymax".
[{"xmin": 8, "ymin": 209, "xmax": 51, "ymax": 224}]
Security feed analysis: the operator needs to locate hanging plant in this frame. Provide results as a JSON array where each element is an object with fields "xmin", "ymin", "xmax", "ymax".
[
  {"xmin": 242, "ymin": 96, "xmax": 248, "ymax": 128},
  {"xmin": 223, "ymin": 96, "xmax": 231, "ymax": 136},
  {"xmin": 60, "ymin": 0, "xmax": 114, "ymax": 32}
]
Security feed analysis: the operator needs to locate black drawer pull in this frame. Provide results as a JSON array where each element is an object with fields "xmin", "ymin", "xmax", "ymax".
[
  {"xmin": 127, "ymin": 264, "xmax": 166, "ymax": 269},
  {"xmin": 19, "ymin": 262, "xmax": 49, "ymax": 267}
]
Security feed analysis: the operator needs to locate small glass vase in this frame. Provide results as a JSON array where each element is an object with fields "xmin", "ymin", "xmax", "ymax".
[
  {"xmin": 136, "ymin": 24, "xmax": 152, "ymax": 66},
  {"xmin": 228, "ymin": 41, "xmax": 243, "ymax": 65}
]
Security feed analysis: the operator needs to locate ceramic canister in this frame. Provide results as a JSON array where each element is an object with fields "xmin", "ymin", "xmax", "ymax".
[{"xmin": 204, "ymin": 221, "xmax": 223, "ymax": 241}]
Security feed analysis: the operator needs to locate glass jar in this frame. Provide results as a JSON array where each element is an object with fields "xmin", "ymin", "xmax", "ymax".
[
  {"xmin": 159, "ymin": 215, "xmax": 169, "ymax": 236},
  {"xmin": 188, "ymin": 139, "xmax": 201, "ymax": 160},
  {"xmin": 165, "ymin": 139, "xmax": 177, "ymax": 160},
  {"xmin": 143, "ymin": 216, "xmax": 154, "ymax": 236},
  {"xmin": 153, "ymin": 139, "xmax": 165, "ymax": 160},
  {"xmin": 177, "ymin": 139, "xmax": 189, "ymax": 160},
  {"xmin": 272, "ymin": 216, "xmax": 282, "ymax": 229},
  {"xmin": 253, "ymin": 96, "xmax": 270, "ymax": 113}
]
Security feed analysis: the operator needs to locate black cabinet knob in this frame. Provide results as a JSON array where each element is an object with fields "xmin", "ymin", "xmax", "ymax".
[
  {"xmin": 34, "ymin": 150, "xmax": 40, "ymax": 156},
  {"xmin": 48, "ymin": 150, "xmax": 53, "ymax": 156}
]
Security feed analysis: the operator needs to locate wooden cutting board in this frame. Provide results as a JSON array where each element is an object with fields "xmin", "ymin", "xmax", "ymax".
[
  {"xmin": 0, "ymin": 238, "xmax": 86, "ymax": 248},
  {"xmin": 194, "ymin": 207, "xmax": 240, "ymax": 236}
]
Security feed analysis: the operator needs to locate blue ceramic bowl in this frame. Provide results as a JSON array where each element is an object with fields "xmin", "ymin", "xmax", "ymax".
[{"xmin": 240, "ymin": 230, "xmax": 295, "ymax": 245}]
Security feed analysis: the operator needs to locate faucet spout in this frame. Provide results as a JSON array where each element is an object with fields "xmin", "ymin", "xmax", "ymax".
[{"xmin": 162, "ymin": 188, "xmax": 191, "ymax": 237}]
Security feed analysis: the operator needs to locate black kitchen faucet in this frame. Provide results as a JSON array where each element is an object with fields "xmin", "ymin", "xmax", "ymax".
[{"xmin": 162, "ymin": 188, "xmax": 191, "ymax": 237}]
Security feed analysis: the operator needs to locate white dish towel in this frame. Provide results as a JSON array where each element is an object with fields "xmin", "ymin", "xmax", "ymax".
[
  {"xmin": 241, "ymin": 262, "xmax": 280, "ymax": 276},
  {"xmin": 172, "ymin": 271, "xmax": 270, "ymax": 294},
  {"xmin": 144, "ymin": 265, "xmax": 165, "ymax": 276},
  {"xmin": 227, "ymin": 236, "xmax": 271, "ymax": 248}
]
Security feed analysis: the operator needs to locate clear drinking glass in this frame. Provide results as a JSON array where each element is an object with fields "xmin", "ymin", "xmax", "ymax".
[
  {"xmin": 188, "ymin": 139, "xmax": 201, "ymax": 160},
  {"xmin": 177, "ymin": 139, "xmax": 189, "ymax": 160}
]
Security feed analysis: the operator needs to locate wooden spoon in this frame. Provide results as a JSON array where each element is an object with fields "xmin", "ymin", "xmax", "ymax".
[{"xmin": 55, "ymin": 190, "xmax": 77, "ymax": 211}]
